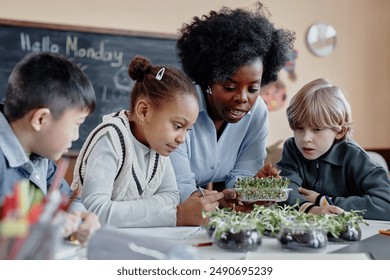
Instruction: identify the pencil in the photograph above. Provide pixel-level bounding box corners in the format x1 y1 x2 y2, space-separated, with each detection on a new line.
39 157 70 223
196 186 205 197
193 242 213 247
48 157 69 194
379 229 390 236
61 187 79 212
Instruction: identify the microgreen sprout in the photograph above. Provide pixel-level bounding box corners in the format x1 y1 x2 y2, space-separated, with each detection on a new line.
204 204 367 242
234 177 291 202
203 208 265 240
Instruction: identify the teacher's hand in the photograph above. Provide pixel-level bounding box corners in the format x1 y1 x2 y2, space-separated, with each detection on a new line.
219 189 274 212
217 188 239 209
255 162 281 179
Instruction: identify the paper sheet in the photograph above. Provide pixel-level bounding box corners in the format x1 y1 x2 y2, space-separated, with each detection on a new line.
110 226 201 240
87 228 202 260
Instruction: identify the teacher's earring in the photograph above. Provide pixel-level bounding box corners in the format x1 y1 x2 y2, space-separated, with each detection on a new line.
140 118 144 125
206 86 213 96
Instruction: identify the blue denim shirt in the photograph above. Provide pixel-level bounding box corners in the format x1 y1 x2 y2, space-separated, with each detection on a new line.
0 106 84 212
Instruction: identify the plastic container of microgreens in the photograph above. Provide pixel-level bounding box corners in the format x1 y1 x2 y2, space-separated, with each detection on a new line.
233 177 291 202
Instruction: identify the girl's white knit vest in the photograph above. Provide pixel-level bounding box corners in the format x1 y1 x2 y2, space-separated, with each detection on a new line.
71 110 166 201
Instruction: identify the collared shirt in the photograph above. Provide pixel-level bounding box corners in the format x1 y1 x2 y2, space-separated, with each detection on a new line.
0 105 84 211
170 85 269 201
278 137 390 221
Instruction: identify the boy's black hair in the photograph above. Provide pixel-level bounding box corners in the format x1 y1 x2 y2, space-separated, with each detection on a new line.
4 51 96 121
177 2 295 91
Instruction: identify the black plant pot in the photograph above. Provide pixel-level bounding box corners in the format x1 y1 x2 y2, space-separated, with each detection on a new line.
327 223 362 242
212 229 262 252
205 224 216 238
263 229 279 237
278 225 327 252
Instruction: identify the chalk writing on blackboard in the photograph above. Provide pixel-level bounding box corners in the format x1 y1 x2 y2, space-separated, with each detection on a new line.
20 33 124 67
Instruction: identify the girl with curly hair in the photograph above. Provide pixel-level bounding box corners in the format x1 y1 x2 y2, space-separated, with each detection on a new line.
170 2 295 216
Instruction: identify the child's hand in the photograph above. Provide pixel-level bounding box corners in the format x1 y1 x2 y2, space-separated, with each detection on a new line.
307 205 344 215
63 212 82 238
255 162 281 179
298 187 320 203
176 191 224 226
64 211 101 244
73 211 101 244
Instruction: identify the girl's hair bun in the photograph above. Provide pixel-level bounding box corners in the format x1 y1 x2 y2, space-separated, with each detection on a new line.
128 55 152 81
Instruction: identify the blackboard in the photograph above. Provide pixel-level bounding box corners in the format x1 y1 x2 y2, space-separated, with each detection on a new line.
0 19 180 151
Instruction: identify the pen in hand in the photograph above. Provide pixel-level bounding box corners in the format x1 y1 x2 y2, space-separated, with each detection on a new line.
197 185 221 210
196 186 205 197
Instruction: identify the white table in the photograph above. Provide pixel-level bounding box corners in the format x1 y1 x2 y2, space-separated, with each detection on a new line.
184 219 390 260
55 219 390 260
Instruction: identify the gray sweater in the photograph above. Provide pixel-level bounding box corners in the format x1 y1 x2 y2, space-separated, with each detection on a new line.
277 137 390 221
71 111 179 227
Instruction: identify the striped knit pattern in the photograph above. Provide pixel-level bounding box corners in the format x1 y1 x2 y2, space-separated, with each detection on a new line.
72 110 165 201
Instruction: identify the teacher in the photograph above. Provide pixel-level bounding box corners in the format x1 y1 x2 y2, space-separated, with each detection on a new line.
171 3 295 213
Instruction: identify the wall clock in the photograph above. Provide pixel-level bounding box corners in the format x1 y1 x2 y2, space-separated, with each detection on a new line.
306 23 337 57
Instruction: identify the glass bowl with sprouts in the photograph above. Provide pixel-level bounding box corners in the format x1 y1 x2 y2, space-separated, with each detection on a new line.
234 177 291 202
203 209 263 252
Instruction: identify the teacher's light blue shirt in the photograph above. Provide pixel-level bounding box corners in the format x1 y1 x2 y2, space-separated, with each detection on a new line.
170 86 269 202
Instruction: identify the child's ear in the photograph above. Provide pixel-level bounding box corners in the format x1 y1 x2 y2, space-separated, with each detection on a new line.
30 108 51 131
335 126 347 140
134 99 150 123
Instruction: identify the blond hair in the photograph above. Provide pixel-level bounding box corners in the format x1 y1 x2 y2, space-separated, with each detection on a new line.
287 78 352 140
